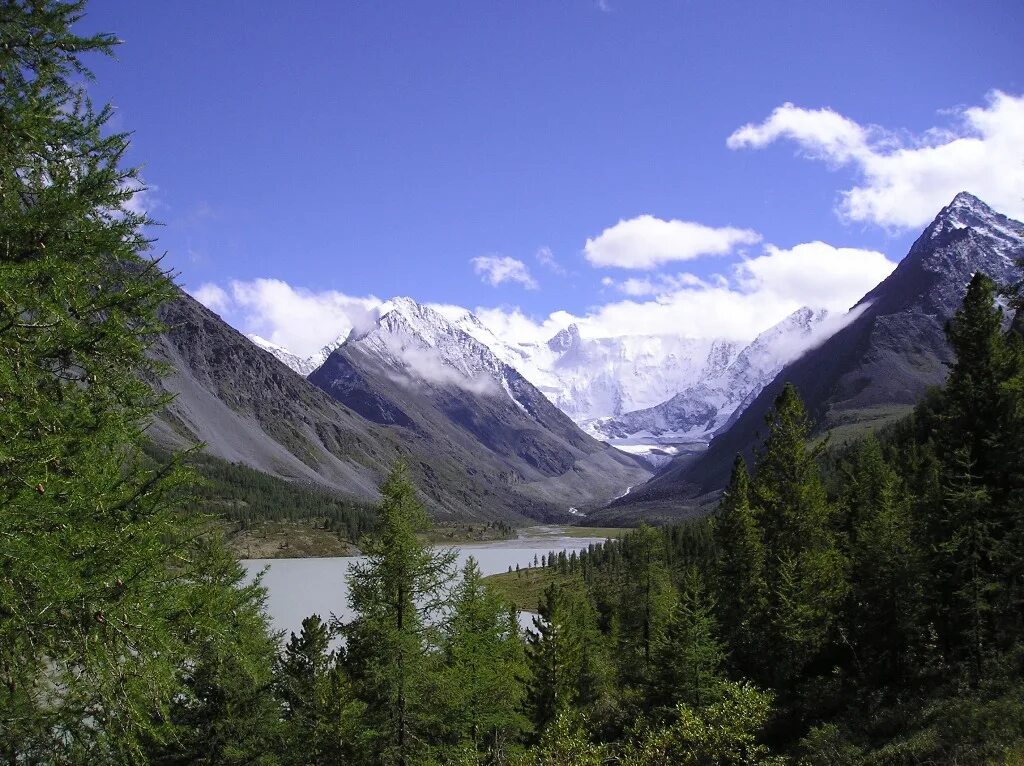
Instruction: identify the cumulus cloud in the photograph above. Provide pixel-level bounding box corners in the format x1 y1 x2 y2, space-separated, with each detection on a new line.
735 242 897 308
479 240 896 345
611 273 707 297
583 215 762 269
727 90 1024 228
190 282 231 313
471 255 539 289
189 278 381 357
191 238 895 367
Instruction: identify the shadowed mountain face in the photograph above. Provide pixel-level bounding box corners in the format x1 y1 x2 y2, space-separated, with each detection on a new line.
609 193 1024 520
308 298 651 519
149 290 648 524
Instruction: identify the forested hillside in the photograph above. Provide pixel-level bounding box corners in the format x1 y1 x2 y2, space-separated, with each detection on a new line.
140 269 1023 765
5 2 1023 764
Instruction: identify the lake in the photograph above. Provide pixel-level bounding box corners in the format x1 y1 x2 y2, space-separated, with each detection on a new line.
242 526 614 638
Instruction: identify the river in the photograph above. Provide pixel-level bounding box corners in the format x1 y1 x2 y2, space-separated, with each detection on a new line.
242 526 614 638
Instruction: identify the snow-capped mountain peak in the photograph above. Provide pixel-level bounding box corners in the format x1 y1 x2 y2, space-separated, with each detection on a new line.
338 297 526 400
583 306 834 462
929 191 1024 250
547 324 581 354
247 334 320 376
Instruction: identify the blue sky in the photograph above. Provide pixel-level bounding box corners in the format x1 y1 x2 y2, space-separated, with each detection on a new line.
86 0 1024 355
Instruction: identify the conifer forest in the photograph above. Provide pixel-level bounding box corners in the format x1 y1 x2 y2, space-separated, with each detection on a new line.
3 2 1024 764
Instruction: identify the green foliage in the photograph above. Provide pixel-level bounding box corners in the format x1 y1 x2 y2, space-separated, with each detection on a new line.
525 579 614 735
615 524 677 686
0 3 278 762
649 567 724 713
749 384 849 689
621 682 783 766
185 450 378 541
434 557 529 760
714 456 767 677
511 712 607 766
143 542 283 766
275 614 366 766
342 462 458 766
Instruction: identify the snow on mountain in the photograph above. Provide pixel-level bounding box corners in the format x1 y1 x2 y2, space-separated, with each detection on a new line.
442 308 745 425
247 334 320 376
582 307 834 464
308 297 651 514
248 297 844 466
344 296 516 398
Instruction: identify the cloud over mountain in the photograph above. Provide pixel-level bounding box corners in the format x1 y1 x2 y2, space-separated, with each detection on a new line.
583 215 761 269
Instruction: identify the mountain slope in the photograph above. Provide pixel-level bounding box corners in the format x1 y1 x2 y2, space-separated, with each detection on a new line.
248 334 320 376
612 192 1024 518
308 298 651 517
150 289 643 523
583 307 832 459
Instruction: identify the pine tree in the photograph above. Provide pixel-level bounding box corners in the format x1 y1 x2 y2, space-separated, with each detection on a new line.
749 384 848 689
143 542 283 766
713 455 767 677
0 3 276 761
929 274 1023 668
525 580 613 735
435 557 528 760
941 273 1012 494
844 436 924 690
649 567 724 713
341 462 457 766
275 614 363 766
616 524 676 686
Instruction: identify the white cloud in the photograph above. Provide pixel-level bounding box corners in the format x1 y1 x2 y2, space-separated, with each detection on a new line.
192 239 895 366
728 90 1024 228
535 246 566 275
477 240 896 345
471 255 539 289
190 282 231 313
191 278 381 357
583 215 762 269
735 242 897 309
612 272 707 297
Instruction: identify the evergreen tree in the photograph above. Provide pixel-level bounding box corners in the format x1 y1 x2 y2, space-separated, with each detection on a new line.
843 437 924 690
615 524 676 686
749 384 848 689
525 580 613 735
341 462 457 766
435 557 528 760
649 567 724 713
713 455 767 677
143 542 283 766
0 4 277 761
275 614 364 766
941 273 1014 495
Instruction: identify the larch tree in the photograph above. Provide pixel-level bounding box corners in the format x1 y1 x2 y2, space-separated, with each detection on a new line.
0 2 277 763
435 557 528 761
341 462 457 766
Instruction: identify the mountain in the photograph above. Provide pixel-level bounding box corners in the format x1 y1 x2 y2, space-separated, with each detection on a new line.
308 298 651 517
582 307 832 463
248 334 320 376
611 192 1024 519
440 309 747 426
149 289 646 523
